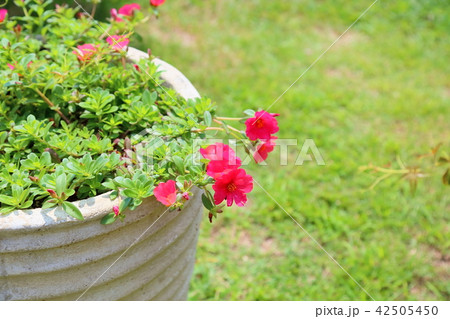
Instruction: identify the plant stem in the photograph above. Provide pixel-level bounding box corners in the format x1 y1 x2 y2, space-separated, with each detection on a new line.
371 167 410 174
99 25 112 40
213 119 241 133
91 4 97 18
120 128 132 139
192 127 226 133
229 130 247 142
227 125 242 133
215 116 244 121
22 6 29 17
34 88 71 124
368 173 393 190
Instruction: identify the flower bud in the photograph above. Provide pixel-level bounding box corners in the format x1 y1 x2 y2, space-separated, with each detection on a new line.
47 189 58 198
29 176 39 182
13 24 22 35
182 192 190 201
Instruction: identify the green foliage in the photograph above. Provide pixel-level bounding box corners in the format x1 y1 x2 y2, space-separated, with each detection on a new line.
0 0 217 219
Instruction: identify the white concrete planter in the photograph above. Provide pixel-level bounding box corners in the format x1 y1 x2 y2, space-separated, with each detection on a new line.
0 49 203 301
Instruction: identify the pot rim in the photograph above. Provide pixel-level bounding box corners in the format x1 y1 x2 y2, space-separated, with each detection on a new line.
0 48 201 232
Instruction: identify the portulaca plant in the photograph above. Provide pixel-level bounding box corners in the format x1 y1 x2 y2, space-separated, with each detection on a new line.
0 0 280 224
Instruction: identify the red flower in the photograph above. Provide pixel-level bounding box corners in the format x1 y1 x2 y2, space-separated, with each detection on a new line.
0 9 7 23
212 168 253 207
245 111 280 141
133 64 140 72
113 205 120 217
106 35 130 52
72 44 98 62
154 180 177 207
150 0 165 7
253 136 278 163
200 143 241 177
119 3 141 16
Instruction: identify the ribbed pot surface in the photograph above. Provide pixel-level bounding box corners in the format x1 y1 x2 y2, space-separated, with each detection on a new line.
0 190 203 301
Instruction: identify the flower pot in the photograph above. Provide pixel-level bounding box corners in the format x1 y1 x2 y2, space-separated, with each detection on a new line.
0 49 203 301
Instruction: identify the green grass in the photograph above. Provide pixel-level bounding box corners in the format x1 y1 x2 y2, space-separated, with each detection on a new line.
99 0 449 300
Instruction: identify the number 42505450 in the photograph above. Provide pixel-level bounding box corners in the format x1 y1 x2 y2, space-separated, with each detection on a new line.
376 306 438 316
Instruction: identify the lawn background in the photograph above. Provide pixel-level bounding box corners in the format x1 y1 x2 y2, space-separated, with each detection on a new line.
84 0 448 300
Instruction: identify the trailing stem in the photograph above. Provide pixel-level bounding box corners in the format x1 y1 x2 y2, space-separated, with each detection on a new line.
34 88 71 124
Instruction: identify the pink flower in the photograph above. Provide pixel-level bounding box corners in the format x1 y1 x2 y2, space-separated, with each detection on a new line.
7 63 15 70
245 111 280 141
200 143 238 161
118 3 141 16
0 9 7 23
110 8 122 22
113 205 120 217
200 143 241 177
212 168 253 207
150 0 165 7
106 35 130 52
154 180 177 207
72 44 98 62
253 136 278 163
